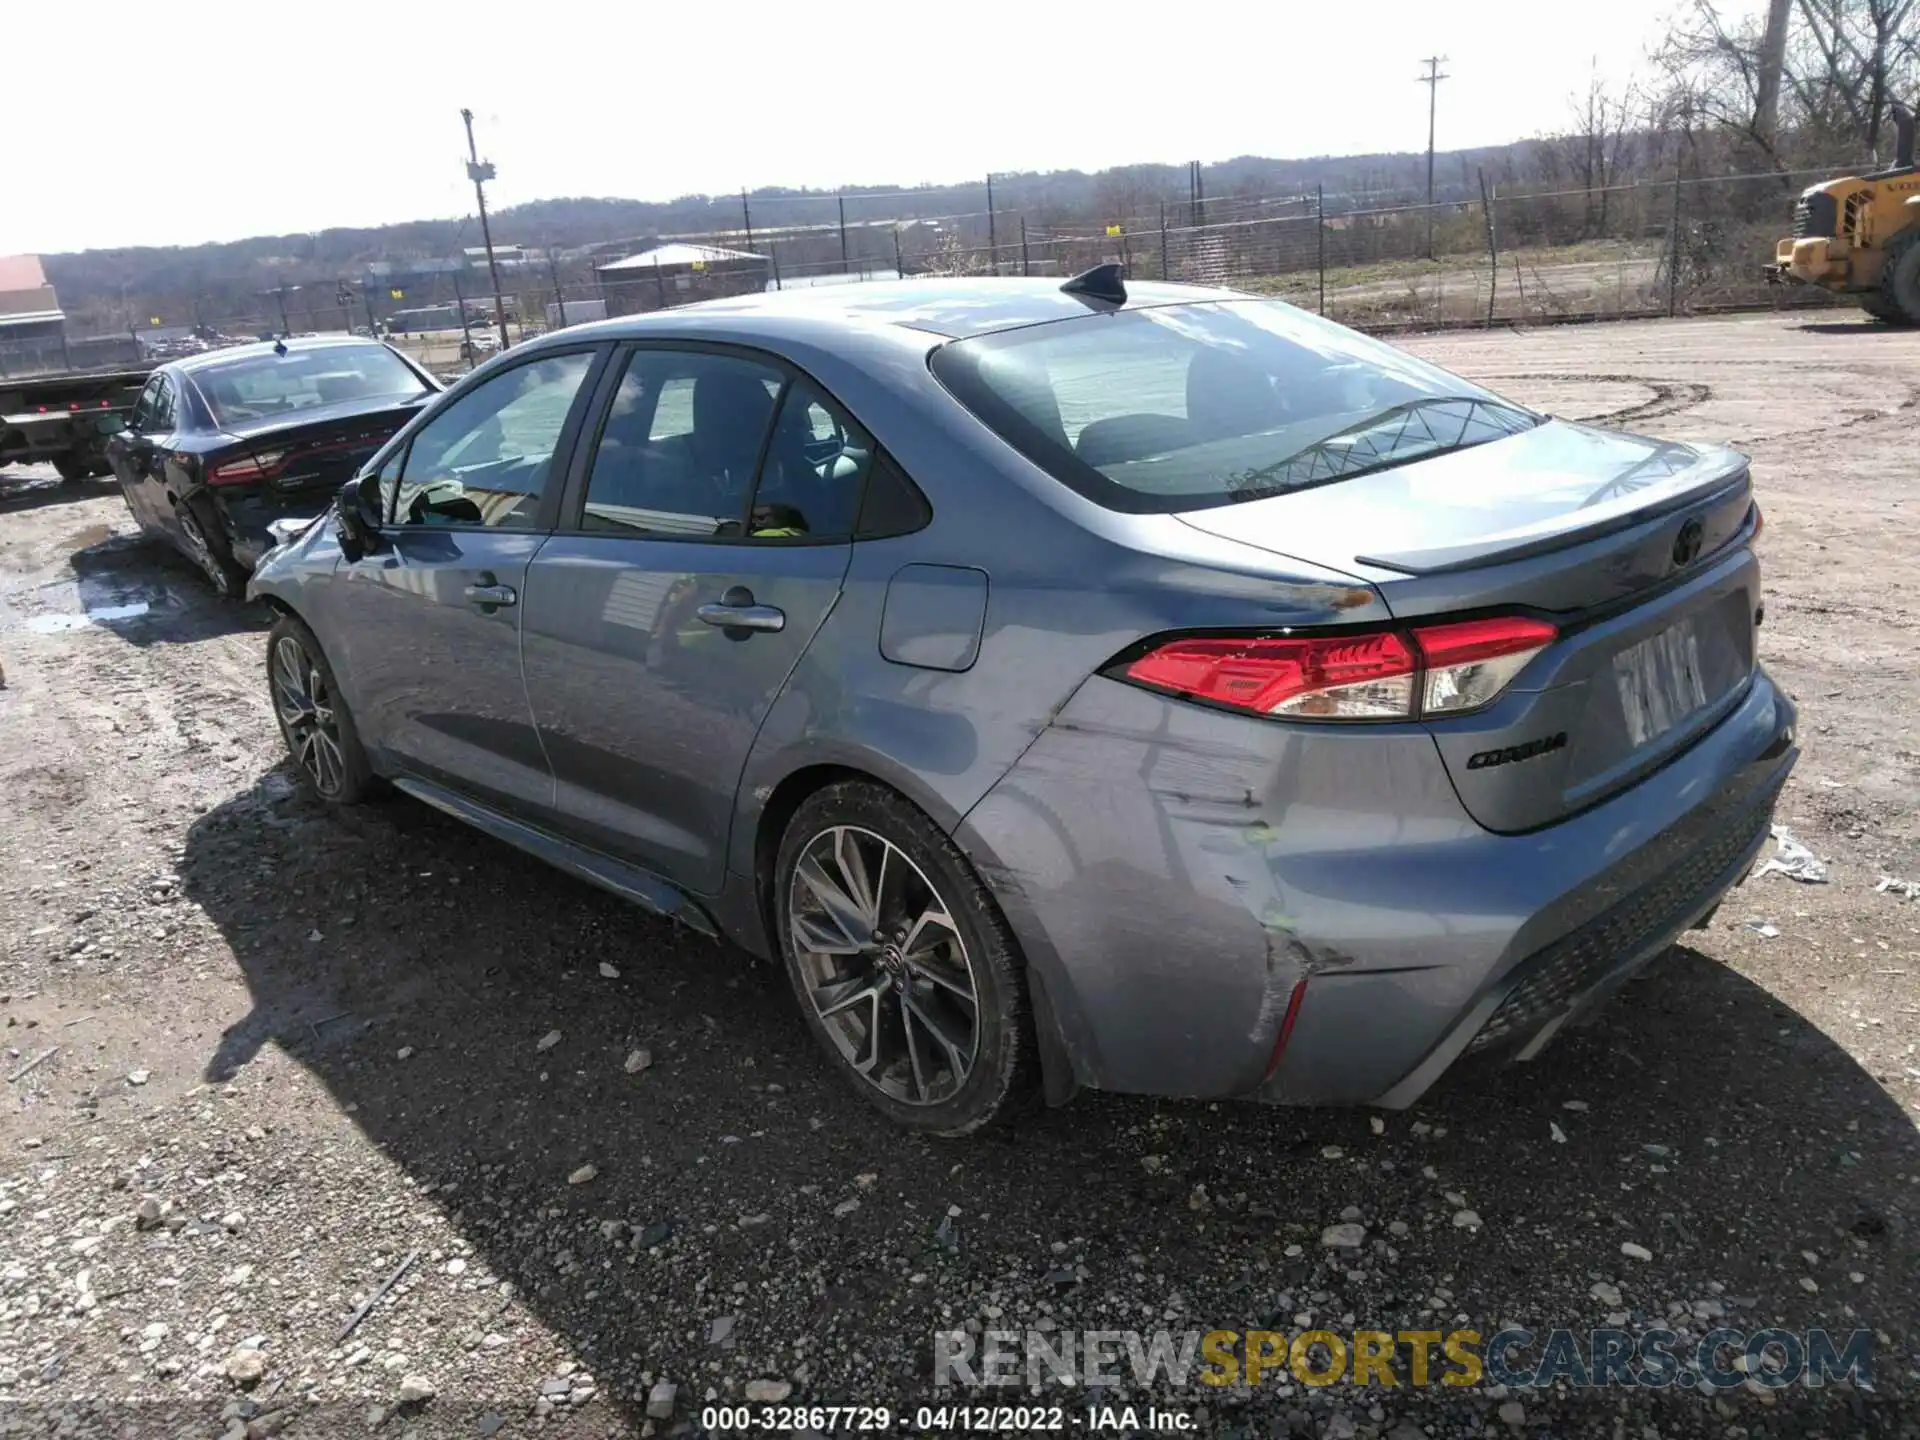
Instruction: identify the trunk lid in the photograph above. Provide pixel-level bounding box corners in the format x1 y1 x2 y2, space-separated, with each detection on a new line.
216 396 427 495
1176 420 1761 831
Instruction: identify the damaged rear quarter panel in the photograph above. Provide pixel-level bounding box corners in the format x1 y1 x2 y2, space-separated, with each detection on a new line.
957 675 1522 1101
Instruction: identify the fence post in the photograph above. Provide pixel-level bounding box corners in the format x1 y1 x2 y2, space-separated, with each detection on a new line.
1159 201 1170 282
1316 184 1326 316
452 269 476 369
548 249 568 329
1666 161 1683 318
986 174 998 276
1021 218 1031 277
1479 168 1497 327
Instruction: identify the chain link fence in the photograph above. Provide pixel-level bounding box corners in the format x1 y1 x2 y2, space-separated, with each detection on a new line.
4 163 1857 383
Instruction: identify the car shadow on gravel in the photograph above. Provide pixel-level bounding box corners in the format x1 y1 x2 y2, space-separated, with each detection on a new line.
56 534 268 647
178 768 1917 1428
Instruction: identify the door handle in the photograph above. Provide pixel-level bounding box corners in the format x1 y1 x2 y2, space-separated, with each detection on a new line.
463 581 518 611
696 585 785 633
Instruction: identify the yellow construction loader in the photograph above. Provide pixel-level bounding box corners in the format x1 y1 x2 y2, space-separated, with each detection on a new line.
1770 101 1920 323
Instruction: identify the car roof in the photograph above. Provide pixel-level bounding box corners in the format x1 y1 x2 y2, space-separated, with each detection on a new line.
560 276 1254 343
175 335 388 374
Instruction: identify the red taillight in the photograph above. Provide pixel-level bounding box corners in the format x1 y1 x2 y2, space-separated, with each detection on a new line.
1125 630 1416 719
1122 615 1556 722
1410 615 1558 715
207 450 286 486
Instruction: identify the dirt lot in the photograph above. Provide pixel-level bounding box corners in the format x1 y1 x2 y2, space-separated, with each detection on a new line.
2 310 1918 1439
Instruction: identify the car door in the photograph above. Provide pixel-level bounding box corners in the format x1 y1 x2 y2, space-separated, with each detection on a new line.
520 345 868 894
110 374 174 535
328 345 606 817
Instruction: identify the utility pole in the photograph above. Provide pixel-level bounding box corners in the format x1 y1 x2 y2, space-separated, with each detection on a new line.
741 189 754 254
1418 56 1450 259
837 196 850 272
460 108 511 350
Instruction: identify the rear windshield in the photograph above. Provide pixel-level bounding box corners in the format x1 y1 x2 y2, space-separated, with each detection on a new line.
193 345 428 425
930 300 1540 514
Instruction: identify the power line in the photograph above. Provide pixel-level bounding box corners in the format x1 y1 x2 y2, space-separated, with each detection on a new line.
1417 55 1450 259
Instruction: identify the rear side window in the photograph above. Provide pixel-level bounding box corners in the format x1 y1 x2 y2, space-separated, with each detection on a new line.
930 300 1538 514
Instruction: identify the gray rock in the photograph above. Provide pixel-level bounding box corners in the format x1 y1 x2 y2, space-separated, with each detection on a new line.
1497 1400 1526 1426
646 1380 677 1420
1591 1281 1623 1308
398 1375 435 1404
224 1349 267 1387
709 1315 736 1346
1319 1222 1366 1249
745 1379 793 1404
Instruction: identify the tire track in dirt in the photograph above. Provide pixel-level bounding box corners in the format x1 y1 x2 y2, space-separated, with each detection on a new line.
1475 372 1716 427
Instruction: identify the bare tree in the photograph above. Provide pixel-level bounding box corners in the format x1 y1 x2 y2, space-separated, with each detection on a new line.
1655 0 1918 169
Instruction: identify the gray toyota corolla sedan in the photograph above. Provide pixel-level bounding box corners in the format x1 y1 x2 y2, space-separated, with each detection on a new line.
248 271 1797 1134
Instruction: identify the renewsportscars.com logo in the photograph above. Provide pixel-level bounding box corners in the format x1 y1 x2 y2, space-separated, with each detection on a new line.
934 1327 1874 1392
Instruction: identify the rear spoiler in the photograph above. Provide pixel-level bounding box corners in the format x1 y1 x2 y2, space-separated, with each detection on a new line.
1355 448 1751 575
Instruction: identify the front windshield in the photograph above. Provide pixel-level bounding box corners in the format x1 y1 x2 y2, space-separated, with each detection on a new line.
930 299 1541 514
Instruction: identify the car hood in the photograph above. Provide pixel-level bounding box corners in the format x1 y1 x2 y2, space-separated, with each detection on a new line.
1176 419 1746 577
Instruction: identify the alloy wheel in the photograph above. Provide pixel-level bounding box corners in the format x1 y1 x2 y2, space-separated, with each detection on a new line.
788 825 980 1106
271 634 347 796
176 505 232 596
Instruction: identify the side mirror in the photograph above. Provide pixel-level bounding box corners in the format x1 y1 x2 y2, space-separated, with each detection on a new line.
335 475 385 562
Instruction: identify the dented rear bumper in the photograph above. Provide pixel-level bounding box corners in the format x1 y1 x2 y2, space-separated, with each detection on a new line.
955 668 1796 1107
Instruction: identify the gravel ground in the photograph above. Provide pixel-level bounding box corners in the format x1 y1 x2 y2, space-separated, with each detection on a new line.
2 310 1918 1439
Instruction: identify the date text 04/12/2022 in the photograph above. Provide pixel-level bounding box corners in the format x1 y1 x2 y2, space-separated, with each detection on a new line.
697 1405 1196 1432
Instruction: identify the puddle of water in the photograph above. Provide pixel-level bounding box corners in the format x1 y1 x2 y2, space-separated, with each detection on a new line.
20 601 151 634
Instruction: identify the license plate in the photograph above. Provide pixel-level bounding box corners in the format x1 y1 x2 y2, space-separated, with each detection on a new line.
1614 618 1710 747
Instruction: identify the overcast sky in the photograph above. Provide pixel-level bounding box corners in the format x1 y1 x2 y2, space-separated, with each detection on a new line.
8 0 1725 257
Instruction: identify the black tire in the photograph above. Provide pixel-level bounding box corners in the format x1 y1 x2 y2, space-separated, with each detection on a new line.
1879 240 1920 325
174 495 250 598
774 781 1037 1135
1859 292 1902 322
52 452 89 484
265 614 377 805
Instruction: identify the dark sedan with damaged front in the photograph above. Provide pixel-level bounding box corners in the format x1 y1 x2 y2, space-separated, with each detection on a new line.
107 337 439 595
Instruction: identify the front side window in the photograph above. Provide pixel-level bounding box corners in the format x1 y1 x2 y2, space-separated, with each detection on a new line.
930 300 1540 514
192 343 429 426
396 350 596 529
130 376 164 432
578 350 783 537
151 377 177 431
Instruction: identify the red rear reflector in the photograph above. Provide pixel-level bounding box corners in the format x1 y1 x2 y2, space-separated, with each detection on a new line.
1124 631 1416 719
1262 978 1310 1081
